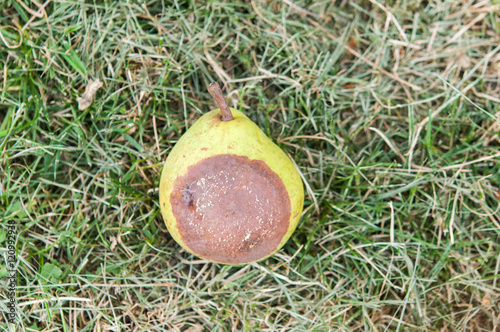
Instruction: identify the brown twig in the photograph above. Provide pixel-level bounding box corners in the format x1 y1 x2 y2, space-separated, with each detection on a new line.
208 82 234 121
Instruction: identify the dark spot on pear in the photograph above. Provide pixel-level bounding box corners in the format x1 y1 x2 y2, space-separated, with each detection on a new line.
170 154 291 264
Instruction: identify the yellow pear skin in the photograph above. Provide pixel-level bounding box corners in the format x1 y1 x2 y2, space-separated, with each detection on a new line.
159 85 304 265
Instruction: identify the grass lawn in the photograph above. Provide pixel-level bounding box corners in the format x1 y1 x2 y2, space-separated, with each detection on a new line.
1 0 500 331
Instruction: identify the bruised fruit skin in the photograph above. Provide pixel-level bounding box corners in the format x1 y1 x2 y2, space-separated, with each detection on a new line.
170 154 291 264
159 86 304 265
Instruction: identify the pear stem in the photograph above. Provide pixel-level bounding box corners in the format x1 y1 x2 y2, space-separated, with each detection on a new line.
208 82 234 121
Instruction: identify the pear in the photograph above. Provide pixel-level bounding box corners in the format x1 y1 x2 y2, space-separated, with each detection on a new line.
159 82 304 265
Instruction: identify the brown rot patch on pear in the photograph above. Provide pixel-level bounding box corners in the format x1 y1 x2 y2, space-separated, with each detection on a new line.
170 154 291 264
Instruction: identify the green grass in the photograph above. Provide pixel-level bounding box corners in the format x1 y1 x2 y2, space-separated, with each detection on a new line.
1 0 500 331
